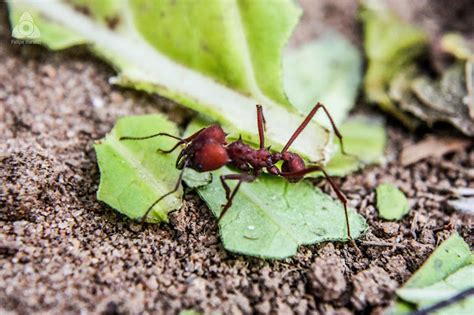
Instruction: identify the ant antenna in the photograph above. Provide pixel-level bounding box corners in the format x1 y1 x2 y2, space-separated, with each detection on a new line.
120 128 206 154
120 132 186 155
120 132 182 141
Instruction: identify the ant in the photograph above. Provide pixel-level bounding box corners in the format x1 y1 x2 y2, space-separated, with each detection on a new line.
121 103 356 244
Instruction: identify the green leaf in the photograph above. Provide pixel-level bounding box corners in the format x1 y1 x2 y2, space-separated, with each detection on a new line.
193 168 367 259
183 168 213 189
397 266 474 313
283 34 386 176
283 33 362 126
95 115 183 223
325 117 386 176
404 233 471 289
391 233 473 315
183 119 368 259
7 0 334 163
360 0 427 129
375 183 409 220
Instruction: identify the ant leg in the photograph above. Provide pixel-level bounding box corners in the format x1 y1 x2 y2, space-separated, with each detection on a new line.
280 165 360 254
218 173 256 222
220 175 233 200
140 161 188 223
281 102 348 156
256 104 266 149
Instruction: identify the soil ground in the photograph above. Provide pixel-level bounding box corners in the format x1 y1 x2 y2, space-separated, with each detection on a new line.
1 1 473 315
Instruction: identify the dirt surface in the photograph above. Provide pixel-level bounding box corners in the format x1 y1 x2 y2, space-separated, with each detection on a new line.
1 2 473 315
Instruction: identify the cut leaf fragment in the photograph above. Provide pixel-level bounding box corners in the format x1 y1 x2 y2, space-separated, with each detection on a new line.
404 233 471 289
391 233 474 315
397 266 474 309
376 183 409 220
7 0 334 162
95 115 183 223
190 168 368 259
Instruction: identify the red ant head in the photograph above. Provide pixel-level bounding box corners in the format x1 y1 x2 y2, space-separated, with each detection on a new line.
191 139 230 172
197 124 227 144
281 152 305 183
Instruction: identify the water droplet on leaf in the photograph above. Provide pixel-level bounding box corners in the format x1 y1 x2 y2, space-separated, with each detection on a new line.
244 225 259 240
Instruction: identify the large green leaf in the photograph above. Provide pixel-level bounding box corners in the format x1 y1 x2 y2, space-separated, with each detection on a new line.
390 233 473 314
8 0 333 162
283 34 362 126
95 115 183 223
283 35 386 176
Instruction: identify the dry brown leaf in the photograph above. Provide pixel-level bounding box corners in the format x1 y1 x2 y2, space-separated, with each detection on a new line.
466 61 474 119
400 64 474 136
400 136 472 166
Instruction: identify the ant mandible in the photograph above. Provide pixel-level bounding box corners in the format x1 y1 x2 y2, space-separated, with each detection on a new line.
121 103 354 241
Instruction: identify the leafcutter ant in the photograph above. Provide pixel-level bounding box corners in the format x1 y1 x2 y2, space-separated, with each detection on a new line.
121 103 356 243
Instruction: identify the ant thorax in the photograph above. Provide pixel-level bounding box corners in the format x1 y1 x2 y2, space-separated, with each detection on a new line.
226 140 273 172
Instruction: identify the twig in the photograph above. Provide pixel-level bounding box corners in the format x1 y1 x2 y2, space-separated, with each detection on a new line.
408 287 474 315
360 241 406 249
